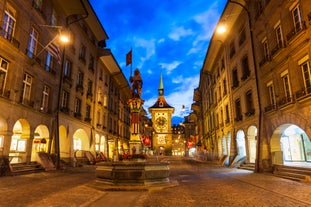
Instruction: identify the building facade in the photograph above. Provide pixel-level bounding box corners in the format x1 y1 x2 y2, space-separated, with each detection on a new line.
0 0 131 168
195 0 311 172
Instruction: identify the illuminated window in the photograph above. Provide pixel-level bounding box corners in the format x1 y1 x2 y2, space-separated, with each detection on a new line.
22 73 32 104
41 85 50 112
1 4 16 41
27 27 38 58
0 58 9 95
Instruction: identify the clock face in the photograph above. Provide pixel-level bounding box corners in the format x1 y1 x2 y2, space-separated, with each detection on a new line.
156 117 167 129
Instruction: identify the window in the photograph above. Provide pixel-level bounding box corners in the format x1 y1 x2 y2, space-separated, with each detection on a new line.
32 0 42 11
225 105 230 123
103 95 107 107
218 86 221 101
41 85 50 112
85 104 91 121
89 55 94 71
87 80 93 96
229 41 236 58
267 81 276 106
281 71 292 100
64 59 72 77
275 24 284 48
235 98 242 121
96 110 101 125
223 79 227 95
99 68 103 81
262 38 270 60
232 68 239 88
27 27 38 58
61 90 69 111
220 58 225 70
51 9 57 26
77 71 84 86
300 61 311 94
1 4 16 41
241 56 250 80
79 44 86 62
291 4 303 32
239 27 246 45
103 113 107 128
74 98 81 116
45 52 54 72
245 90 254 116
0 58 9 95
22 73 32 104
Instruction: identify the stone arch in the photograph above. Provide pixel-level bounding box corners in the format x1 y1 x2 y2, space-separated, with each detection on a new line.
31 125 50 161
236 129 246 157
73 129 89 151
0 116 8 153
247 125 257 163
10 119 31 163
59 125 70 160
270 123 311 166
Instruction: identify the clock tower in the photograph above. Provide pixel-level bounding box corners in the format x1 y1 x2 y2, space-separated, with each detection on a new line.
148 72 174 155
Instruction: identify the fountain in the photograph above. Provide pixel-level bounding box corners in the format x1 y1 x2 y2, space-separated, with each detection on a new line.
94 68 175 191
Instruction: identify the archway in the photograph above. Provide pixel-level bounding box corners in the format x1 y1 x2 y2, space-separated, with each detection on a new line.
247 126 257 163
271 124 311 166
59 125 70 160
217 136 222 159
10 119 30 163
0 116 8 153
31 125 50 162
236 130 246 157
73 129 89 151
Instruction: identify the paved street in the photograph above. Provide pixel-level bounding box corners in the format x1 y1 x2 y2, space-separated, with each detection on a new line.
1 158 311 207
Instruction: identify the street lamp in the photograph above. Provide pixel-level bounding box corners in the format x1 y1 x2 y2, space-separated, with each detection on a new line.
54 28 70 169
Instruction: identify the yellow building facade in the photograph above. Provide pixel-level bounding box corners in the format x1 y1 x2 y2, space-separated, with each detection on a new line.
0 0 130 170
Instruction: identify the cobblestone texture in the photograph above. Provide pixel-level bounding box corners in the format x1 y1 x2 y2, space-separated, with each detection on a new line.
0 159 311 207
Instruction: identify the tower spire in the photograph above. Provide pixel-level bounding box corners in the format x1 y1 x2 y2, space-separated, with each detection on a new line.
158 71 164 95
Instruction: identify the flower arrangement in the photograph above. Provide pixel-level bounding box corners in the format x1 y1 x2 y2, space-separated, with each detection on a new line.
120 152 147 160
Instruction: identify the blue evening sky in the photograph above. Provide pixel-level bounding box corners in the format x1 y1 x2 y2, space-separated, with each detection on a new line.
89 0 227 124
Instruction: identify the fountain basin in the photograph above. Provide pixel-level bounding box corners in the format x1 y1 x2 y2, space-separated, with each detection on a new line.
92 160 177 191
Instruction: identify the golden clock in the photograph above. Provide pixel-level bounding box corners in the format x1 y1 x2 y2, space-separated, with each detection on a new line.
156 117 167 129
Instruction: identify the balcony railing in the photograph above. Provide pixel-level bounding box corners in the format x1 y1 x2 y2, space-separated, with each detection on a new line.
234 115 243 122
244 109 255 117
271 41 286 57
0 27 20 48
276 96 293 108
295 87 311 100
286 21 306 42
259 55 271 67
241 71 250 81
264 104 276 113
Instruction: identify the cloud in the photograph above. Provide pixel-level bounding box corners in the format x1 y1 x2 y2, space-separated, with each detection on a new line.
172 75 184 84
168 26 194 41
160 61 182 74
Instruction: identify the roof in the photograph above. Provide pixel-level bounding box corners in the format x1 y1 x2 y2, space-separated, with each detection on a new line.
149 95 174 109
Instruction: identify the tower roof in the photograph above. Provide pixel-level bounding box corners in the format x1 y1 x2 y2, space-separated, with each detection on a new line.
149 72 174 109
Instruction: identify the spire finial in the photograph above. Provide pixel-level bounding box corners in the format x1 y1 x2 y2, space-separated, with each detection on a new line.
158 70 164 95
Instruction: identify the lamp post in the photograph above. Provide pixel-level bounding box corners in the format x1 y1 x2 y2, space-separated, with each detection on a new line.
54 28 70 169
227 0 262 172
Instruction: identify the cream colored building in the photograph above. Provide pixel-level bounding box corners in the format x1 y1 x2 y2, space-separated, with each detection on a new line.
0 0 130 168
196 0 311 172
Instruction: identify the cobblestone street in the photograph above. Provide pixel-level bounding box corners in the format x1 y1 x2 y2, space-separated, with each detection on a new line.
1 158 311 207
